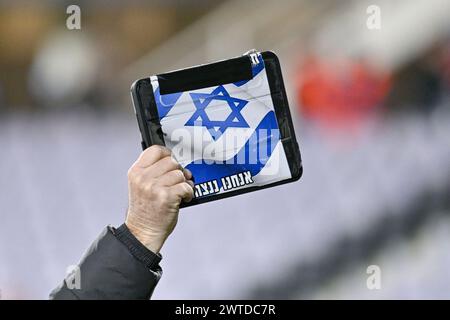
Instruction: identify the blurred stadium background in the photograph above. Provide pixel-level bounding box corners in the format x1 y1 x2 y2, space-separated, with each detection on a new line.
1 0 450 299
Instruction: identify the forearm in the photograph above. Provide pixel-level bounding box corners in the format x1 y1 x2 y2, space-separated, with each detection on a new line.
50 224 162 300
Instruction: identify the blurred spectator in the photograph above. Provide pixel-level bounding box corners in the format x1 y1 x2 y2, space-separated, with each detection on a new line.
438 41 450 93
28 30 100 109
296 56 391 133
384 47 445 113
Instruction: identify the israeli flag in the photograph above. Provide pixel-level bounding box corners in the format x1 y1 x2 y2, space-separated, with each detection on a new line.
150 54 291 198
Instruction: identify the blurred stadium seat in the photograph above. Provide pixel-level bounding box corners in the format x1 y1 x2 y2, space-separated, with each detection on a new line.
0 105 449 298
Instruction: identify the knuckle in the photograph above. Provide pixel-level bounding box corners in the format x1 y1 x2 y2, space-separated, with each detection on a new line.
157 188 170 202
148 144 162 152
129 170 149 189
134 172 145 186
183 182 193 194
167 156 179 168
149 145 163 158
143 181 154 193
159 156 179 172
127 166 138 181
150 145 170 158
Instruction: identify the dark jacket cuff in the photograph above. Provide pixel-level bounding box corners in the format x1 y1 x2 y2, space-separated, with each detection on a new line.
112 224 162 270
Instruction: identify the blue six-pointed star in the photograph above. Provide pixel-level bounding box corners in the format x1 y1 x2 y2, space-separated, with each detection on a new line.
185 85 249 140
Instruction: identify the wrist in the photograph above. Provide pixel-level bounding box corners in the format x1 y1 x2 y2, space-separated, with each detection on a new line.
113 224 163 270
125 221 166 253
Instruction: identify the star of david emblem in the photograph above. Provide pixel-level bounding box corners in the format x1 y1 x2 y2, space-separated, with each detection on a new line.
185 85 249 140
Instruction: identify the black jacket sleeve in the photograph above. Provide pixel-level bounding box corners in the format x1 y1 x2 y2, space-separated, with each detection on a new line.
49 224 162 300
